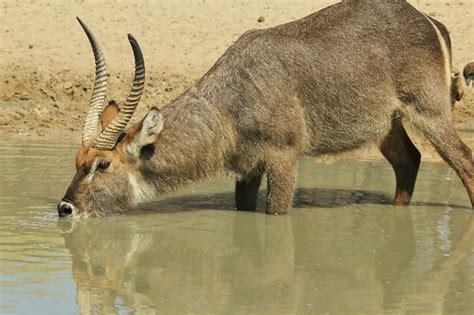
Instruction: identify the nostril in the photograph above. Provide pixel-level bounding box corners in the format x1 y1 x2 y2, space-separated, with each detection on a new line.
58 202 74 217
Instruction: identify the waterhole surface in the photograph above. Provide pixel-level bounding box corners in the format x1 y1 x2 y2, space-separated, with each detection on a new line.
0 141 473 314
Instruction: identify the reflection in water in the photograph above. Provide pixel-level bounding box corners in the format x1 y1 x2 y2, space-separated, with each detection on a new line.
1 142 473 314
59 206 474 314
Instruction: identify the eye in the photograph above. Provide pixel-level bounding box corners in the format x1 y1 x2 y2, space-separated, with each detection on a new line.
97 160 110 171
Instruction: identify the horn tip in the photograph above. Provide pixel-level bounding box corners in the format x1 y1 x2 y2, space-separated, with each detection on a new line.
127 33 136 42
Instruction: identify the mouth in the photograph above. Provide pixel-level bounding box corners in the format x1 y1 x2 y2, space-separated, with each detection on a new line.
57 199 125 218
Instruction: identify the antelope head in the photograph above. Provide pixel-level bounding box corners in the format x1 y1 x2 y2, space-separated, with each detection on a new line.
58 18 163 217
464 62 474 88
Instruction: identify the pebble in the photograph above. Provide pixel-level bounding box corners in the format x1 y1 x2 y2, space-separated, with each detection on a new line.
19 94 30 100
63 81 73 90
257 16 265 23
14 91 30 100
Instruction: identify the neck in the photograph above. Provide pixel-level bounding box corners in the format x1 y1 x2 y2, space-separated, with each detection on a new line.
140 88 233 194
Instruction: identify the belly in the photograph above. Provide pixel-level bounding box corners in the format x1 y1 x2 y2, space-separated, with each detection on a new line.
303 99 397 155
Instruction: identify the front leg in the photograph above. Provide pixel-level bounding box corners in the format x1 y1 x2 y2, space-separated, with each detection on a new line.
265 153 297 215
235 172 263 211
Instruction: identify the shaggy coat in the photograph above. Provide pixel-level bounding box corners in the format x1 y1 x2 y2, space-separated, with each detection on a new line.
60 0 473 217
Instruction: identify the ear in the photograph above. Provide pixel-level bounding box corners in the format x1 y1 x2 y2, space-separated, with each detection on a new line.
101 100 120 130
127 108 164 156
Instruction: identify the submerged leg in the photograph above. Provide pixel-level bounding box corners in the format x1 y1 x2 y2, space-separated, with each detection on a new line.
414 116 473 208
380 119 421 205
235 172 263 211
404 87 474 207
265 152 298 215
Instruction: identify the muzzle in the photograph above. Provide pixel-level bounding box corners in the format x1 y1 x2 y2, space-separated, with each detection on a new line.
58 200 75 217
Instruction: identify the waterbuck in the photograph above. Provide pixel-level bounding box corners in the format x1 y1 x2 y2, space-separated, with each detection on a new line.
464 62 474 87
58 1 473 217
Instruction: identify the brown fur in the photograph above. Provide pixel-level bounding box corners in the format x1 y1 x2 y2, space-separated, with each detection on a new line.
101 101 120 130
60 0 473 217
380 119 421 206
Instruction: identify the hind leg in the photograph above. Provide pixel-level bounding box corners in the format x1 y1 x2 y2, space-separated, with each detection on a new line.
412 112 473 208
380 119 421 206
235 171 263 211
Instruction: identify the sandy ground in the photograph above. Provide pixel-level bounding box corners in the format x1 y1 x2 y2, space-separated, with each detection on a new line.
0 0 473 159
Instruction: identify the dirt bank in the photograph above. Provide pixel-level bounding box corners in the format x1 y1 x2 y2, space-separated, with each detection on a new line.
0 0 472 157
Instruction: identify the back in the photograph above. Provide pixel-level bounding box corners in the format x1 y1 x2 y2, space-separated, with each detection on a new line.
189 0 451 155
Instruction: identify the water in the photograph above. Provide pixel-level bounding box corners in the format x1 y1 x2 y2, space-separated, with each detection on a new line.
0 141 473 315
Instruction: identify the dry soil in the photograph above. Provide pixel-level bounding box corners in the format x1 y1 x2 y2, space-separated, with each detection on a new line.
0 0 472 159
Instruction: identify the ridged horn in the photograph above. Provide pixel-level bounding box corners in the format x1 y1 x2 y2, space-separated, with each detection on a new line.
77 17 108 147
93 34 145 150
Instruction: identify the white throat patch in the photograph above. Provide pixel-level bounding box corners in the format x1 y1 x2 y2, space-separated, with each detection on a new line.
127 173 156 205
